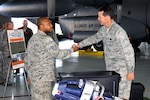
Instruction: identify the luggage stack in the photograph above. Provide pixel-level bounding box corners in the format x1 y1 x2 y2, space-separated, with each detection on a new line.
56 71 145 100
57 71 121 97
52 79 106 100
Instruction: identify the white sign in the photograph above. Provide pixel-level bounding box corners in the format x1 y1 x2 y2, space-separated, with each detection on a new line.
7 29 26 69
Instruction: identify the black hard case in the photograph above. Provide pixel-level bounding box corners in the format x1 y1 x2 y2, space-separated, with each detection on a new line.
129 82 145 100
57 71 120 96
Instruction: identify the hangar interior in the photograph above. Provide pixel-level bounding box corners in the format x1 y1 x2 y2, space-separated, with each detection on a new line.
1 0 150 99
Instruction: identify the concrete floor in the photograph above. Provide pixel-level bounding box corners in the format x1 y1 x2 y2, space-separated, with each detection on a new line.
0 40 150 100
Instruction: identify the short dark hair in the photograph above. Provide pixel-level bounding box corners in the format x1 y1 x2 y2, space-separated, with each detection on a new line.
98 6 114 19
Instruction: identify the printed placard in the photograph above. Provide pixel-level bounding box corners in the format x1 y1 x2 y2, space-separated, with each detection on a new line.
7 29 26 69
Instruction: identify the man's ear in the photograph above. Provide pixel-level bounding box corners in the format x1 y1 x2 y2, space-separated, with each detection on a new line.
106 15 111 20
105 15 108 19
39 24 44 30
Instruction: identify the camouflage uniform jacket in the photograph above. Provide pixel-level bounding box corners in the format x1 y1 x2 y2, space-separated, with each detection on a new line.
0 30 10 57
24 30 73 82
79 20 135 73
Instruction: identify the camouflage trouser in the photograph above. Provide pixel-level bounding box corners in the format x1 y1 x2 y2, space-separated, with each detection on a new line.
106 59 132 99
3 57 11 80
0 52 3 80
0 54 11 83
117 69 132 100
31 80 55 100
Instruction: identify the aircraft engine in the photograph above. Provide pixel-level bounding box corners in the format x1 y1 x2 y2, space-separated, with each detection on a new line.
0 0 76 17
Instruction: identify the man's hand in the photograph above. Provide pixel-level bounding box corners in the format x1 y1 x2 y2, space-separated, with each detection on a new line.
127 72 134 81
72 44 80 52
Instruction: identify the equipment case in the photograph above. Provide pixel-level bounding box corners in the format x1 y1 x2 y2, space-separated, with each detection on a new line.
129 82 145 100
57 71 120 97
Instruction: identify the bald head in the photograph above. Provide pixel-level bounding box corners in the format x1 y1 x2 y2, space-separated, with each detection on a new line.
37 17 53 34
37 17 49 28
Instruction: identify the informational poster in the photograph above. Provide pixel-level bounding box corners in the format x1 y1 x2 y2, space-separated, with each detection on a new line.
7 29 26 69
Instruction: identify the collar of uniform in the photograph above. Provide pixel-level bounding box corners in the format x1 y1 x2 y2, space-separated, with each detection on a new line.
37 30 47 36
105 20 115 31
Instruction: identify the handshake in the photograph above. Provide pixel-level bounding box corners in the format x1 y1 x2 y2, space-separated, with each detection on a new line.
72 43 80 52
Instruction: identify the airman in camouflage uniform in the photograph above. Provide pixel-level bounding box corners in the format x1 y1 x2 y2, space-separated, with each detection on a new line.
73 6 135 100
24 17 74 100
0 26 5 83
0 22 13 84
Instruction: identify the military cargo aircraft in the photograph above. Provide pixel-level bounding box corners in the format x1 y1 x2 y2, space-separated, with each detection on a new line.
0 0 150 51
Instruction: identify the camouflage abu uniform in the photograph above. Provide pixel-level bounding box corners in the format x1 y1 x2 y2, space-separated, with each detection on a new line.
79 20 135 99
24 30 73 100
0 29 4 82
0 30 11 82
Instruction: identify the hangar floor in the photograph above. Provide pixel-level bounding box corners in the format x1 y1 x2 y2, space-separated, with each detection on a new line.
0 40 150 100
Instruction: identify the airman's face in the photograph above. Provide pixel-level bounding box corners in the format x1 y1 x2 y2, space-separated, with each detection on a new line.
23 20 28 27
42 19 53 33
97 11 107 26
7 23 14 30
